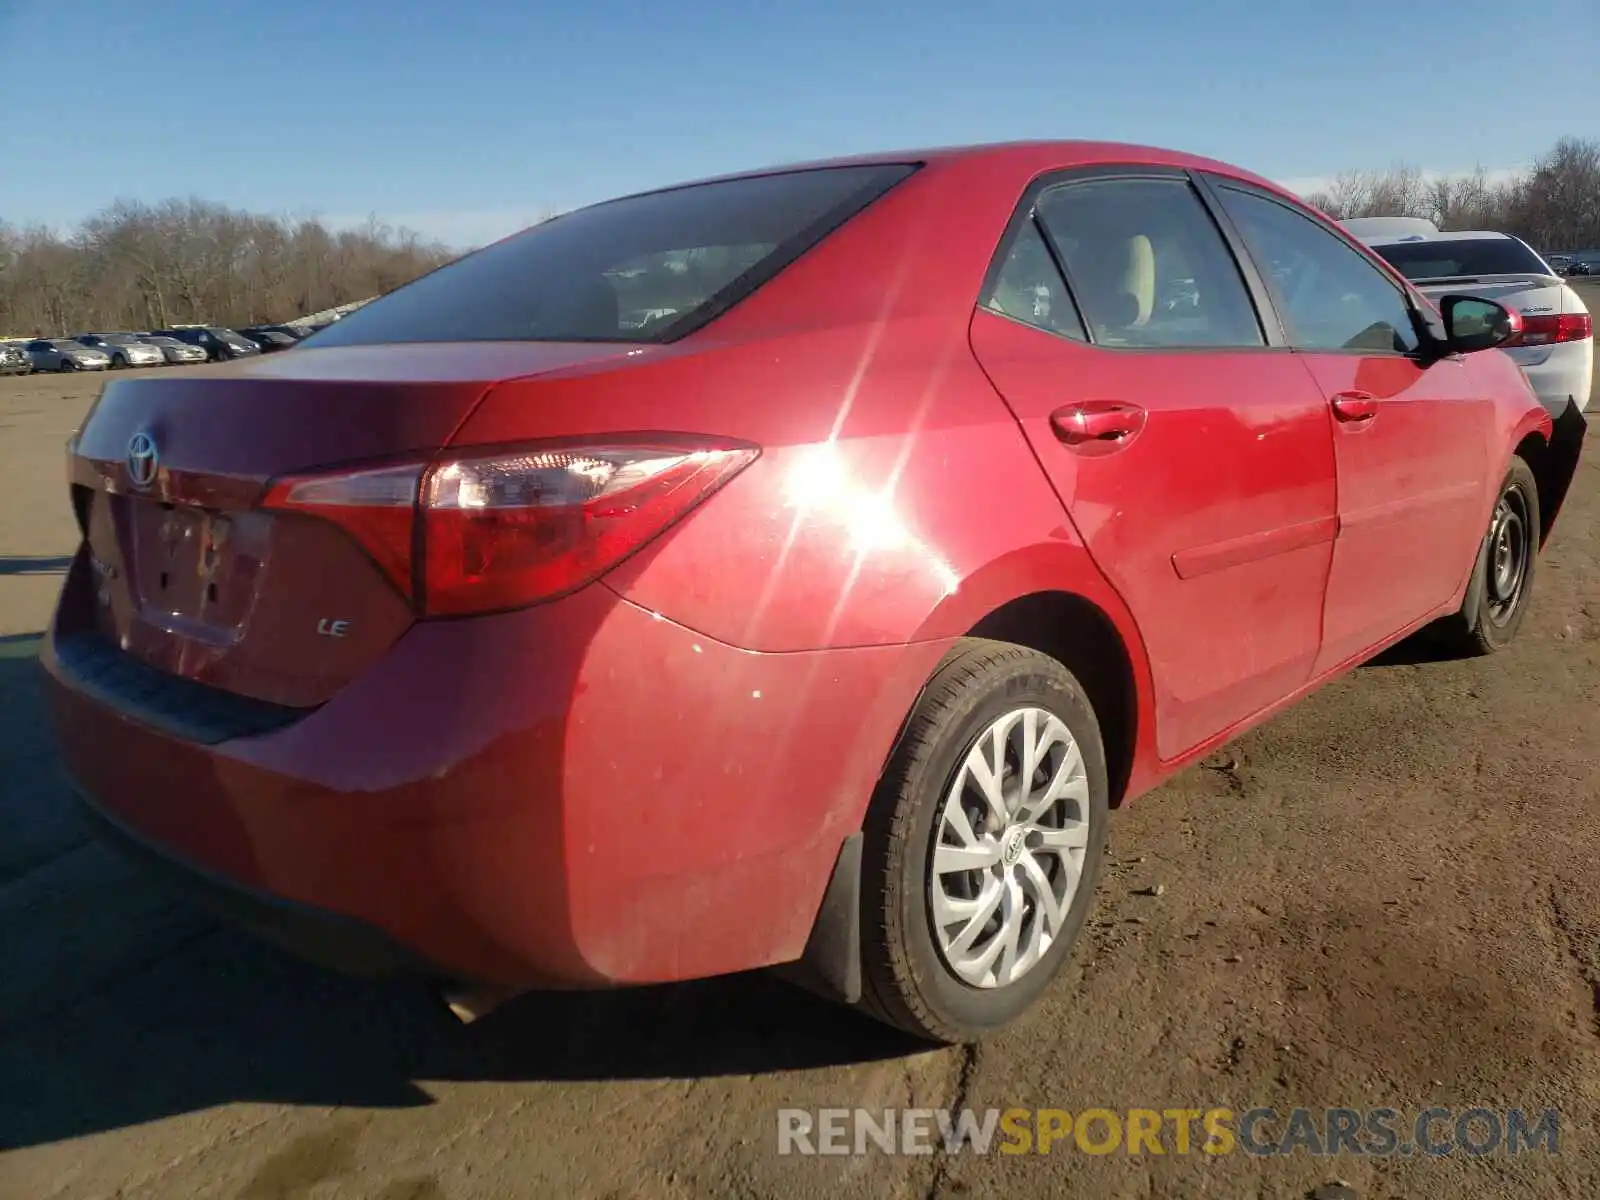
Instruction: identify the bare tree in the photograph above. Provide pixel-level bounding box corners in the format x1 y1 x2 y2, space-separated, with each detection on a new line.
0 201 456 336
1293 136 1600 254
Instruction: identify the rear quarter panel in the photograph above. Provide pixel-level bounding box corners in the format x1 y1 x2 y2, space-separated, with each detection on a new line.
1472 347 1556 567
453 155 1143 657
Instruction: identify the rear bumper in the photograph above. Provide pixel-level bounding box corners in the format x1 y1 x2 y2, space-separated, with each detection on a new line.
1536 398 1588 545
1517 339 1592 415
41 569 945 989
71 782 443 979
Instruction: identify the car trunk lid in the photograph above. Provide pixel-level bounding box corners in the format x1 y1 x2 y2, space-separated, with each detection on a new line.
1410 274 1572 365
66 342 648 708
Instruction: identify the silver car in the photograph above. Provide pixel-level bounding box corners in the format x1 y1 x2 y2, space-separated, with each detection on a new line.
74 333 167 369
24 339 112 372
0 343 31 375
137 335 209 365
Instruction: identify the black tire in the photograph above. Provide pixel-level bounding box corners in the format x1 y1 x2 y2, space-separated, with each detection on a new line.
57 357 76 372
111 354 126 370
858 638 1109 1044
1437 456 1540 656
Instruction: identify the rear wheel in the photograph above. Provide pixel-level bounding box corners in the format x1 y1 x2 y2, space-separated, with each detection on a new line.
859 639 1108 1043
1437 456 1540 656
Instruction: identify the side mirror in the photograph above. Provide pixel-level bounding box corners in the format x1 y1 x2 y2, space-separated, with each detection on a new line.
1438 294 1521 354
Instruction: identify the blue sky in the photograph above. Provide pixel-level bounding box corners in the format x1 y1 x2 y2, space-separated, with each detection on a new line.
1 0 1595 248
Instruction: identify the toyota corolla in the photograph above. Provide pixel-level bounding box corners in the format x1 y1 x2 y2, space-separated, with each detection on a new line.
42 141 1586 1043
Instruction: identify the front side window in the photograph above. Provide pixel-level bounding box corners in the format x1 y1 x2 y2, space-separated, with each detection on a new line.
303 164 916 347
1033 177 1265 349
1215 186 1421 355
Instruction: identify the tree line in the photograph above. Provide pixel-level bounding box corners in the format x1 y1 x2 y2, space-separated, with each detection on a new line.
0 200 458 337
1302 136 1600 254
4 136 1596 337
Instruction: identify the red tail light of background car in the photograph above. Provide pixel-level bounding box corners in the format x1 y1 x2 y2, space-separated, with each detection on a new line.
1515 312 1592 346
263 438 759 616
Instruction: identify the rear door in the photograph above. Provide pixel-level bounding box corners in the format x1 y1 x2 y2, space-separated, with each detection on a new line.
1203 179 1493 673
969 167 1338 762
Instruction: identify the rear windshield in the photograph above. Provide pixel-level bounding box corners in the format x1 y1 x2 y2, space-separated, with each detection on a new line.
303 164 916 347
1372 237 1552 281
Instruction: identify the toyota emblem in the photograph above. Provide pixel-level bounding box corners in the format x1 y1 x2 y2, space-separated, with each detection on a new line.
126 432 159 488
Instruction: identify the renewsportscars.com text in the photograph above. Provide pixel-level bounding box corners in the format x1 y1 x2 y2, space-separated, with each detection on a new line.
776 1106 1560 1158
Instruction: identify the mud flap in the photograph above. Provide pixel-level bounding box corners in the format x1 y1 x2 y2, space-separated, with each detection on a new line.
770 832 863 1005
1535 399 1588 546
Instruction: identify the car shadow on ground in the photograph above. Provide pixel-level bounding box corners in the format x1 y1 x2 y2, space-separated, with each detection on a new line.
0 555 73 576
1360 631 1467 668
0 634 919 1152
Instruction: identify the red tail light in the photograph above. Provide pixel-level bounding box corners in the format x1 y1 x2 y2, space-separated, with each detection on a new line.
263 437 759 616
1515 312 1592 346
263 462 423 600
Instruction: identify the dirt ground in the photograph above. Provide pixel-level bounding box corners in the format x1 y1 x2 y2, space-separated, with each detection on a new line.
0 344 1597 1200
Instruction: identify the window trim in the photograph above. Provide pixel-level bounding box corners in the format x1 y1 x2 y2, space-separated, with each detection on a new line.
1195 174 1432 360
976 163 1288 354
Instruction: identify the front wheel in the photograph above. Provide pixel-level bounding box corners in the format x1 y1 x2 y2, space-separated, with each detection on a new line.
859 639 1109 1044
1437 456 1541 656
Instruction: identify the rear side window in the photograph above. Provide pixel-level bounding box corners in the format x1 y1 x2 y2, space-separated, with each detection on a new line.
981 220 1088 341
1370 237 1552 282
1033 177 1266 349
305 164 916 347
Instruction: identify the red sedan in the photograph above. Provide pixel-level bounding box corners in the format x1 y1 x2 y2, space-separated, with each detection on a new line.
42 141 1587 1044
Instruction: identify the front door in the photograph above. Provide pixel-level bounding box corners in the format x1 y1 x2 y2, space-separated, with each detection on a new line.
969 170 1338 761
1206 180 1493 672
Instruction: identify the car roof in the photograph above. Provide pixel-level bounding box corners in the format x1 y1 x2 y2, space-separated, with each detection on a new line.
593 139 1292 207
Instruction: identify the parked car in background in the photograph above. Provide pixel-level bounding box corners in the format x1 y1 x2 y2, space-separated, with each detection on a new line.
1339 215 1440 240
1359 230 1592 415
1564 261 1593 277
74 334 167 370
244 324 311 342
25 339 111 372
0 343 31 375
147 327 262 362
138 335 209 366
237 327 300 353
47 143 1591 1044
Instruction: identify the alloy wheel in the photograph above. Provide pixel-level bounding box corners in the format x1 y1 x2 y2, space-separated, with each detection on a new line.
929 706 1092 989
